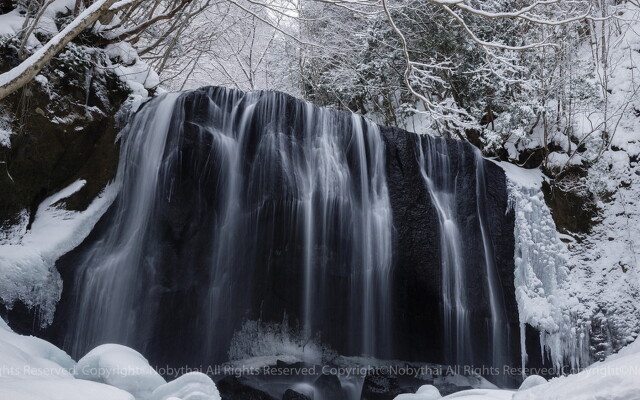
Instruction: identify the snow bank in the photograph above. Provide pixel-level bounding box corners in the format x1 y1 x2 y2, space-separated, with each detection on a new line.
1 317 222 400
75 344 166 399
394 387 513 400
517 375 546 391
397 338 640 400
0 318 135 400
394 385 442 400
0 180 118 325
149 372 220 400
514 338 640 400
0 317 75 373
442 390 514 400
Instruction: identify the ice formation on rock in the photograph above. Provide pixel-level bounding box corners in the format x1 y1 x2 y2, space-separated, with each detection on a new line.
501 162 590 372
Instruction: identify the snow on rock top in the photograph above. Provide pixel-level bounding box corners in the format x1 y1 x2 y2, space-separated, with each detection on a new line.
104 42 159 97
492 160 544 190
0 11 36 47
75 344 166 399
0 317 76 376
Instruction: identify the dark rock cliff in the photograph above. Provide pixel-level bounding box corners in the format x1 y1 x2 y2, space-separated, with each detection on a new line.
5 87 518 382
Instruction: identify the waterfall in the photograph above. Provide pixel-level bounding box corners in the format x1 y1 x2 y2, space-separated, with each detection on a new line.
475 153 509 373
50 87 519 380
65 92 181 356
64 88 393 363
415 135 511 376
417 136 472 367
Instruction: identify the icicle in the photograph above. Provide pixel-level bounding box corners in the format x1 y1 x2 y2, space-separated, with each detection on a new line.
505 168 591 375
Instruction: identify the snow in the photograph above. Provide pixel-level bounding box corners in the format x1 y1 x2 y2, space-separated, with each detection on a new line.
0 110 12 148
442 390 514 400
546 152 583 171
538 3 640 362
34 75 49 86
36 0 77 38
0 11 28 39
1 317 221 400
394 385 442 400
497 120 640 374
106 42 140 65
492 161 543 189
514 338 640 400
105 42 159 96
0 0 115 88
517 375 546 391
0 1 75 53
395 338 640 399
148 372 220 400
75 344 166 399
0 180 118 325
0 318 135 400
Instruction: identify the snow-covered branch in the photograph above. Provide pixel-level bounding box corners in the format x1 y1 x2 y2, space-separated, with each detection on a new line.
0 0 119 101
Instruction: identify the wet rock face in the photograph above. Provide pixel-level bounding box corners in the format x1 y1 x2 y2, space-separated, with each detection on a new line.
381 127 519 366
314 374 347 400
0 42 130 229
542 178 597 237
360 371 404 400
217 376 277 400
282 389 311 400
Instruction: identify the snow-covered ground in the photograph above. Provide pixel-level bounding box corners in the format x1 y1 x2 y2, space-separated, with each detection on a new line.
395 337 640 400
0 317 221 400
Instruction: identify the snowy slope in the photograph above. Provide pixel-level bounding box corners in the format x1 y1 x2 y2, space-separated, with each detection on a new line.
564 5 640 357
395 337 640 400
513 338 640 400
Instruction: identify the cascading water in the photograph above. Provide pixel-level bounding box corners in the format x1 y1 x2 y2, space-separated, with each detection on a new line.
417 137 471 367
475 153 509 372
415 135 511 378
65 92 181 355
63 87 393 363
45 87 521 388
